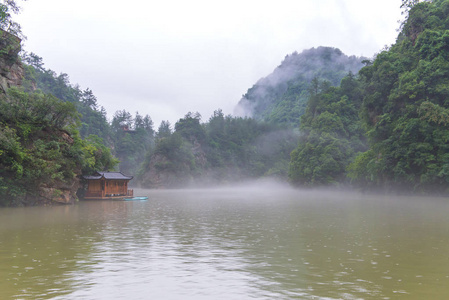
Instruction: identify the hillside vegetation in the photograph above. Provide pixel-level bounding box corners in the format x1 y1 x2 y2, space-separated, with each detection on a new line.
138 111 297 188
22 53 155 177
289 0 449 194
0 85 118 205
0 2 114 205
3 0 449 204
235 47 365 127
138 47 367 188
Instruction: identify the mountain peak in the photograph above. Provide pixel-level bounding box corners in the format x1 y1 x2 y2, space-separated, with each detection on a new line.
235 47 365 127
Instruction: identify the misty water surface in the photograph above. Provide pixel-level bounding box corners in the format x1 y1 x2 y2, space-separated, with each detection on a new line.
1 185 449 299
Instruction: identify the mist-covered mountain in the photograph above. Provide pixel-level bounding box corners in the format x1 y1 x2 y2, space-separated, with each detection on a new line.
138 48 367 188
235 47 366 127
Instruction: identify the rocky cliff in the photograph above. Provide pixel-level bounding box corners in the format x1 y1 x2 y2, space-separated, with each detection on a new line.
0 31 80 206
0 29 23 93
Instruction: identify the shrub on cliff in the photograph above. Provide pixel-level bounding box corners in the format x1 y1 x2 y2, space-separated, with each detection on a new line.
0 88 118 206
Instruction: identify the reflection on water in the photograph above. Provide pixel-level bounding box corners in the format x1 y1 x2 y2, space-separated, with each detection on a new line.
1 186 449 299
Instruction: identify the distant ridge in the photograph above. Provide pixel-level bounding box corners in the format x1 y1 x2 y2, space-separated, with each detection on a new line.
235 46 365 127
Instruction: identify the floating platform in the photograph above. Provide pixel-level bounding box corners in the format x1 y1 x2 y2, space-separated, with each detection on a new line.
83 195 128 200
123 196 148 201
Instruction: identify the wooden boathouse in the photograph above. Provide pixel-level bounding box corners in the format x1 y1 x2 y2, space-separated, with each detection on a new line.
82 171 134 200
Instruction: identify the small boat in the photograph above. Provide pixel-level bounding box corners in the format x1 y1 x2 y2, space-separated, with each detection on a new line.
123 196 149 201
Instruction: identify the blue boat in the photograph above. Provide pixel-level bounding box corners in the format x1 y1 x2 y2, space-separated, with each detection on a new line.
123 196 148 201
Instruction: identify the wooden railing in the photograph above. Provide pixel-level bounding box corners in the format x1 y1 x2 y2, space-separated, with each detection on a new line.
85 191 102 198
84 189 133 198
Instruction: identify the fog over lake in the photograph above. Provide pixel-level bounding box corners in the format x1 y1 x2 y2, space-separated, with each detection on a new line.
1 186 449 299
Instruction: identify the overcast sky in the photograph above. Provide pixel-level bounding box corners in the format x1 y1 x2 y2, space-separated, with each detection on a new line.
16 0 403 127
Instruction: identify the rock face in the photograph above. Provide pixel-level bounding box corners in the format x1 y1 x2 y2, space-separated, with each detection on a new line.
140 153 184 189
39 184 79 205
0 30 23 93
0 61 23 92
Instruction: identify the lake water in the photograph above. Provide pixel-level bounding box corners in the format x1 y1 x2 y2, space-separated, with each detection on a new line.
1 185 449 299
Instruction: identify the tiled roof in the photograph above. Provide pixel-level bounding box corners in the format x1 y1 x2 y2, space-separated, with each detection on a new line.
98 172 133 180
82 175 102 180
82 172 133 180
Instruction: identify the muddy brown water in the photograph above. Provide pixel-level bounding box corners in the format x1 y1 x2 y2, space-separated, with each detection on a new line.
1 186 449 299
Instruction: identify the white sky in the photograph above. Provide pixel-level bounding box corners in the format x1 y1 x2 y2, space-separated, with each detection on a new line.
16 0 403 127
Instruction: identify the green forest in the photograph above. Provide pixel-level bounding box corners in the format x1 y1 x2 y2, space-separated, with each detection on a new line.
2 0 449 206
290 0 449 194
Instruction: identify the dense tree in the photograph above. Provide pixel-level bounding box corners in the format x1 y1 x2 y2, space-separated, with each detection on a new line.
348 0 449 193
138 110 299 187
156 120 172 139
175 112 206 143
0 88 117 206
236 47 365 128
81 88 98 110
110 110 154 176
287 0 449 194
0 0 24 38
288 75 366 186
0 0 23 66
20 53 157 179
111 110 133 131
21 53 113 142
21 51 44 70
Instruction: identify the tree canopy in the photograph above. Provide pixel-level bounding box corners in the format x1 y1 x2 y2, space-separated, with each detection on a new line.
288 0 449 194
236 47 365 128
0 0 25 38
0 88 118 205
